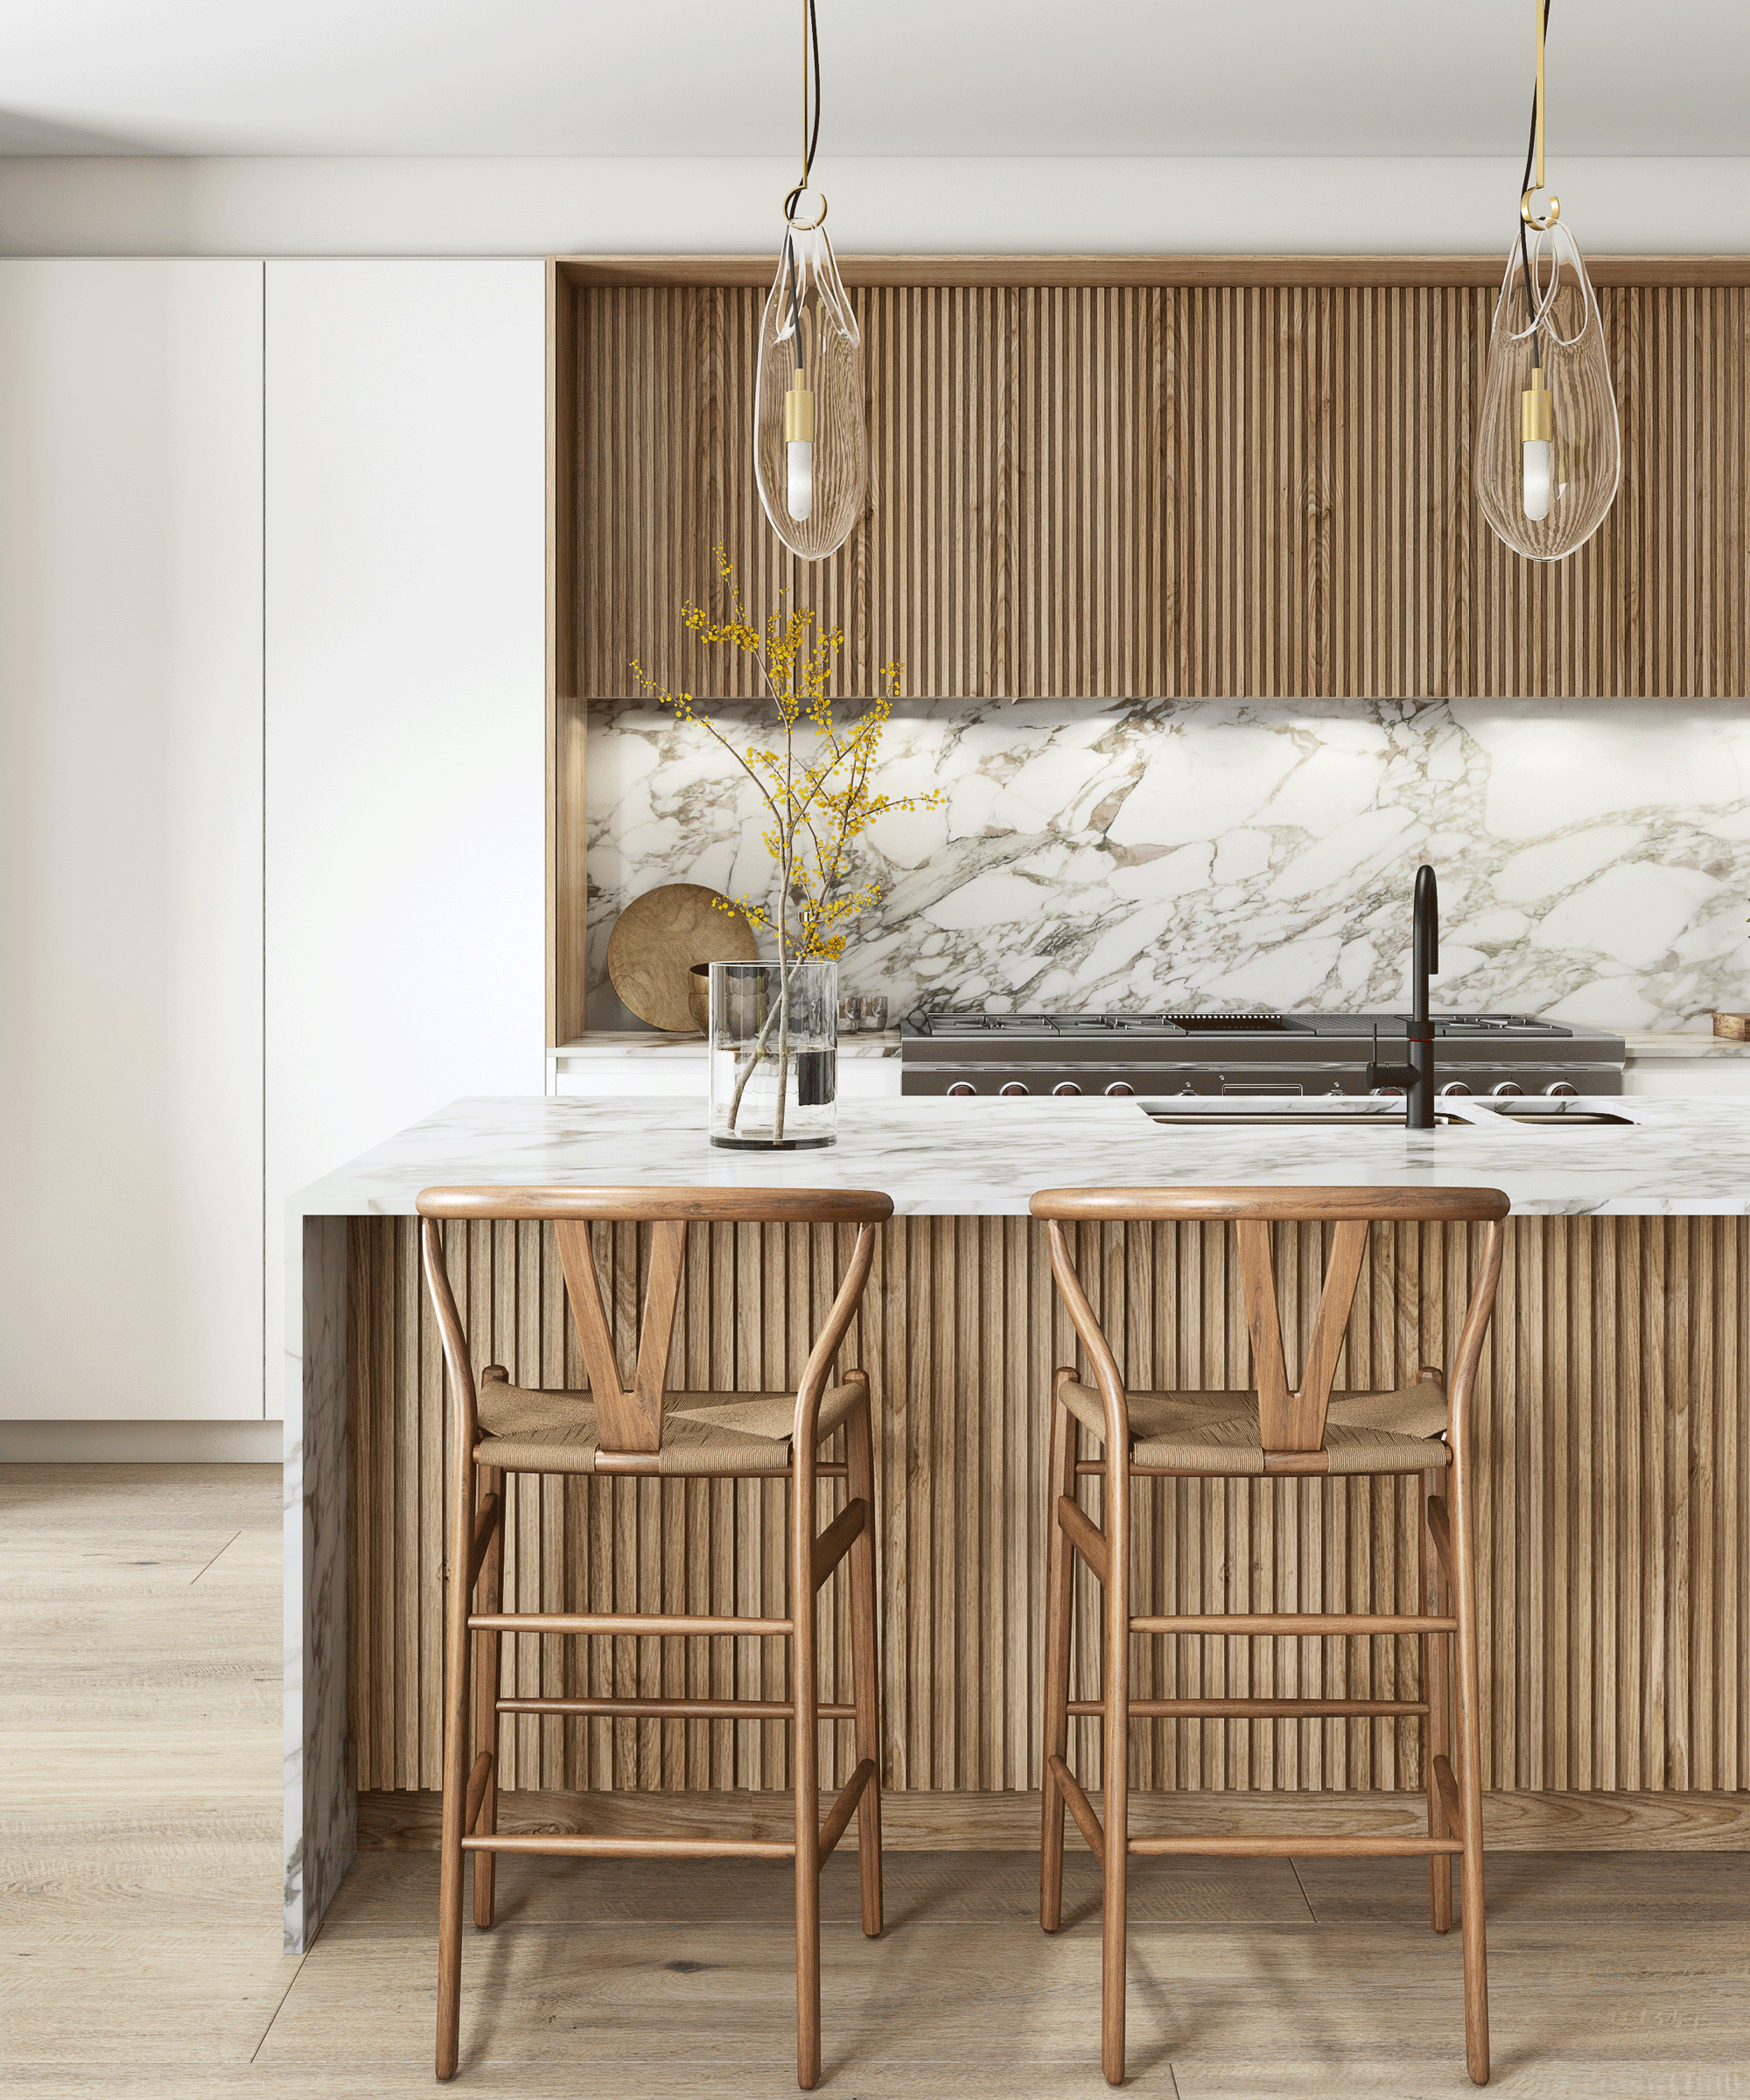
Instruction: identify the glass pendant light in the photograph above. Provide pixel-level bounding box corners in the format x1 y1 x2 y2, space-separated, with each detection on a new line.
753 0 866 561
1477 0 1620 562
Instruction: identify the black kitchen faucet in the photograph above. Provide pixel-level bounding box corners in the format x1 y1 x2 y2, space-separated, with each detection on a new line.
1366 864 1438 1127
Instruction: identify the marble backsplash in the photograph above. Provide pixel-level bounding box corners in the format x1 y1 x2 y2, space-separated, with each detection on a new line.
584 696 1750 1033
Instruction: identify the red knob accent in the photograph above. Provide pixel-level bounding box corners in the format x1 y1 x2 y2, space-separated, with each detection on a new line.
998 1082 1030 1097
1052 1082 1082 1097
946 1082 976 1097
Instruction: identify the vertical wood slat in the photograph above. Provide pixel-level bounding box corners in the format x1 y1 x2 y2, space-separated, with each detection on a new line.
347 1215 1750 1801
565 280 1750 708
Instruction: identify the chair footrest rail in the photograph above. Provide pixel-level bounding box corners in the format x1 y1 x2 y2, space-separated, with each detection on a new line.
1068 1698 1430 1718
1130 1613 1457 1634
460 1833 797 1860
816 1758 876 1866
495 1694 857 1721
1046 1753 1106 1857
468 1611 793 1636
1127 1834 1465 1858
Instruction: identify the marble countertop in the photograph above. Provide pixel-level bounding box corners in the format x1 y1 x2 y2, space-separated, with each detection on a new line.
551 1029 1750 1065
1620 1029 1750 1060
551 1030 902 1060
290 1092 1750 1221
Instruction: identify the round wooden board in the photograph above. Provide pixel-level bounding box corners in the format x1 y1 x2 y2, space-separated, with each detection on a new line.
606 883 759 1032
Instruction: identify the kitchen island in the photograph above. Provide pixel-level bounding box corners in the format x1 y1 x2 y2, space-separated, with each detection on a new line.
284 1093 1750 1947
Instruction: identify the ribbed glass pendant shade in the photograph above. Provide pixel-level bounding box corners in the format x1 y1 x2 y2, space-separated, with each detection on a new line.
754 222 865 562
1477 222 1620 562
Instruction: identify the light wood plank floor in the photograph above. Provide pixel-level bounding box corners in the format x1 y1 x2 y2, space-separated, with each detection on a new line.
3 1464 1746 2096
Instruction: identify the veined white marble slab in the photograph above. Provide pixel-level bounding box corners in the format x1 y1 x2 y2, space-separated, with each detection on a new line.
290 1091 1750 1222
550 1029 902 1060
586 694 1750 1034
1621 1029 1750 1060
281 1084 1750 1950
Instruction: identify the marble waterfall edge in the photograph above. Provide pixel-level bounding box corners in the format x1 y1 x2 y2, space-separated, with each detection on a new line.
584 694 1750 1032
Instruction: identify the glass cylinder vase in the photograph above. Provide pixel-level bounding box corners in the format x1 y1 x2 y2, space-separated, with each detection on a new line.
708 961 837 1150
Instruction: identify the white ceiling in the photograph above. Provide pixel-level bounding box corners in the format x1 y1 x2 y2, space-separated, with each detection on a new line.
0 0 1743 162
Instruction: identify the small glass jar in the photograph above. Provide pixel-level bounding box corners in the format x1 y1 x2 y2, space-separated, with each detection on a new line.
709 961 837 1149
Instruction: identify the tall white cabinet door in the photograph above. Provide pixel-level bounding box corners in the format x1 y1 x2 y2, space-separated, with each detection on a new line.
0 260 265 1422
265 262 546 1416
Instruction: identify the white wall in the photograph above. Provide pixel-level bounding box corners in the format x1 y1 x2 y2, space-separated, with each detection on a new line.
3 155 1748 259
264 259 546 1418
0 259 265 1419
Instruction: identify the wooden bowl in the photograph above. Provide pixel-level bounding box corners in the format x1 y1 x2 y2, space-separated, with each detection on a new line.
605 883 758 1032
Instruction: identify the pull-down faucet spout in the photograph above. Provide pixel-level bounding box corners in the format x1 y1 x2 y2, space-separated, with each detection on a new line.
1365 864 1438 1126
1408 864 1438 1130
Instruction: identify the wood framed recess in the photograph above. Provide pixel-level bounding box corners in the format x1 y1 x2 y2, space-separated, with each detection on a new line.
348 1211 1750 1810
548 251 1750 1042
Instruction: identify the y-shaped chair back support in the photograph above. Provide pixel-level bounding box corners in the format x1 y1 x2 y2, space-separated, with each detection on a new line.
1029 1182 1508 2090
417 1182 892 2093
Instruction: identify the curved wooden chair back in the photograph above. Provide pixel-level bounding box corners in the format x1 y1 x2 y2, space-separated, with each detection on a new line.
416 1184 894 1462
1029 1183 1510 1463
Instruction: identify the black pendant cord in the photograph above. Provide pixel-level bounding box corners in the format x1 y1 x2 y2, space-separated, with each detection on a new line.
1518 0 1551 369
780 0 824 371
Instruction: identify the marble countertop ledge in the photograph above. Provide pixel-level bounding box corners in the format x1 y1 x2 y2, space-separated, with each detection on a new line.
552 1029 902 1059
290 1094 1750 1220
552 1029 1750 1064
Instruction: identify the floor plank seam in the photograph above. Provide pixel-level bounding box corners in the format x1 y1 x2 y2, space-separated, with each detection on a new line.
189 1531 244 1584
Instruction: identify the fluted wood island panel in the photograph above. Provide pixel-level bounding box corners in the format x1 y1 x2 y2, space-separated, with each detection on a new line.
348 1212 1748 1803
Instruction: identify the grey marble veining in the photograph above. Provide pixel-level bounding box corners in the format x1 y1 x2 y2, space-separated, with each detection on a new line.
289 1091 1750 1222
586 694 1750 1032
284 1214 352 1952
281 1083 1750 1943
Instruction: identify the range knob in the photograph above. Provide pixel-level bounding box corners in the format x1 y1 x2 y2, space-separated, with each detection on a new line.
1492 1081 1524 1098
1051 1082 1082 1097
1104 1082 1135 1097
946 1082 976 1097
1439 1081 1473 1097
1369 1086 1405 1099
998 1082 1030 1097
1544 1081 1578 1098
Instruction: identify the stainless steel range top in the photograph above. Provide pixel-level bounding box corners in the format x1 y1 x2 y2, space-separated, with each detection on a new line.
899 1009 1626 1099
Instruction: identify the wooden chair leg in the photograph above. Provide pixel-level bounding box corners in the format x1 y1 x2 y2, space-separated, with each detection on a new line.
1421 1466 1453 1935
844 1385 884 1939
436 1446 476 2082
472 1462 504 1931
1450 1460 1491 2085
1100 1462 1130 2089
792 1461 822 2091
1040 1381 1078 1933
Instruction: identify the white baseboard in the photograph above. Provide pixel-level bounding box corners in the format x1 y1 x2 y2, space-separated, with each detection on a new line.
0 1419 284 1463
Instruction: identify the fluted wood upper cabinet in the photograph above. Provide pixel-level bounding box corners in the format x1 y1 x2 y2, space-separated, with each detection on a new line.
552 255 1750 705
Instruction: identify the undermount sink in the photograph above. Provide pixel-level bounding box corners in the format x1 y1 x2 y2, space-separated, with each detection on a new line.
1143 1101 1474 1128
1141 1098 1638 1132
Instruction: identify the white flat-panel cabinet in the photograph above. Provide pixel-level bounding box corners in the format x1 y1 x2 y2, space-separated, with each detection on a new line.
0 260 265 1421
264 261 546 1417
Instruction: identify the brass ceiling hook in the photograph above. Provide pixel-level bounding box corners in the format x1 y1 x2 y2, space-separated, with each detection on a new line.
1520 0 1561 232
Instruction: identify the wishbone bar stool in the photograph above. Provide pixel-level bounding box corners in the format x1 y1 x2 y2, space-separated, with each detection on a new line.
1030 1183 1509 2088
417 1182 893 2091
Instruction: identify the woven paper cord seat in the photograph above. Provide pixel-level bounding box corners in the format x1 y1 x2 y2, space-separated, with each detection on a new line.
1055 1378 1452 1476
475 1376 866 1475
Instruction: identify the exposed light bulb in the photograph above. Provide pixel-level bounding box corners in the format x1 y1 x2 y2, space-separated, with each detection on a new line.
755 223 864 559
1522 366 1553 521
1478 0 1620 560
1478 223 1618 562
784 367 816 520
